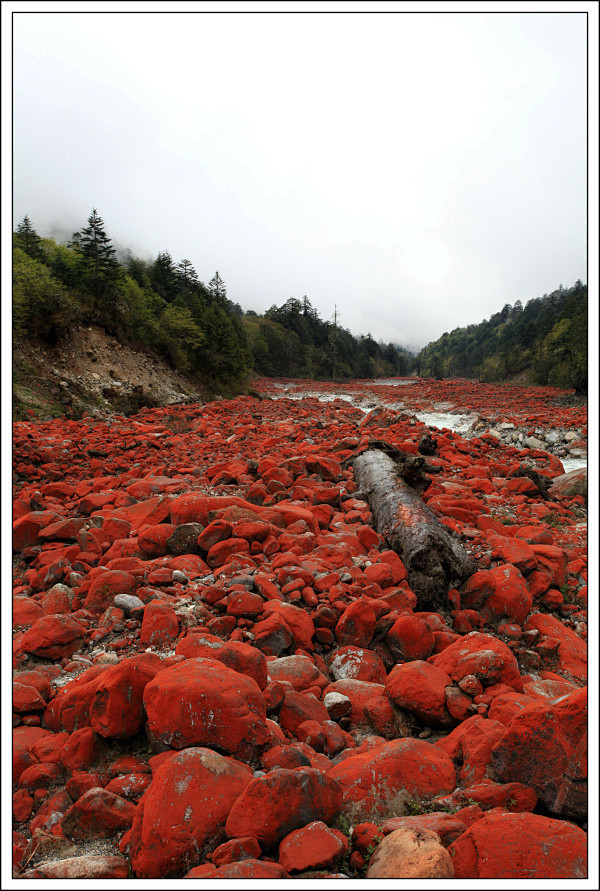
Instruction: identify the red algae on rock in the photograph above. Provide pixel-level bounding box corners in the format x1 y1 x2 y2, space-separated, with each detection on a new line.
11 377 587 879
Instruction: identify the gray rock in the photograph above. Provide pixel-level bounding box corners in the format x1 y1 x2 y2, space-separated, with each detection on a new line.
113 593 145 617
172 570 189 584
524 436 545 450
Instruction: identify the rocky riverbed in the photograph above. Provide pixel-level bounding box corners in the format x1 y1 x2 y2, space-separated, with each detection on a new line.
11 377 588 880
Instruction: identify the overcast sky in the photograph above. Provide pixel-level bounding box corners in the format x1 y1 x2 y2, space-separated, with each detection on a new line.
11 8 588 350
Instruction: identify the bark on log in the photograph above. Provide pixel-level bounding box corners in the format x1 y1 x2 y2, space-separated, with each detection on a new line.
353 449 475 611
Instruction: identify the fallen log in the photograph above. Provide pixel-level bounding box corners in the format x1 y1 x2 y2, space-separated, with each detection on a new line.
353 449 475 611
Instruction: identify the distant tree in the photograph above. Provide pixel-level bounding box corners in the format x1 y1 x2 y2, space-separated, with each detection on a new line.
176 258 199 298
151 251 179 302
78 208 120 314
15 215 43 260
208 271 227 305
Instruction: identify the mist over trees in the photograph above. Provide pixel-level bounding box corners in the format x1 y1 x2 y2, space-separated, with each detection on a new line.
13 212 587 394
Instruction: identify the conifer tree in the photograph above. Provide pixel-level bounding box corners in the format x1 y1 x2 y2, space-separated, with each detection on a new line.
15 215 43 259
151 251 179 302
176 259 199 300
208 270 227 306
78 208 120 313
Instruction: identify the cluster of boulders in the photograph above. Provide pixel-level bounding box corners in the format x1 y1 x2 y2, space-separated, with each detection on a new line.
12 378 588 879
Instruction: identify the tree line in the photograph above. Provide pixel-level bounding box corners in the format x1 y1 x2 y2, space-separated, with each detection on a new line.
417 282 587 393
13 211 250 387
13 213 587 394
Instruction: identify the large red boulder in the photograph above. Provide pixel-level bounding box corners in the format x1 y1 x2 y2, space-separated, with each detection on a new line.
61 787 136 840
329 646 387 684
129 747 253 878
385 660 454 727
435 715 505 785
449 811 587 878
90 653 163 738
144 658 270 763
386 615 435 662
139 600 179 648
43 666 108 733
19 615 86 661
85 570 138 614
278 820 348 873
490 687 587 819
334 600 377 648
326 739 455 822
430 632 523 692
225 767 342 849
523 613 587 682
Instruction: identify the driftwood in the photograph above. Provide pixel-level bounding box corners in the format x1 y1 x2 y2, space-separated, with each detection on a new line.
353 449 475 611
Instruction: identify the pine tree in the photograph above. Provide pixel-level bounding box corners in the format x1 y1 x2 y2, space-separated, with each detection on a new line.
78 208 120 313
176 259 199 300
15 215 43 259
208 271 227 306
151 251 179 302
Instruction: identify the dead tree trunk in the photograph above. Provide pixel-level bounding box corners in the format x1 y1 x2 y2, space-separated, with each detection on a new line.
353 449 474 611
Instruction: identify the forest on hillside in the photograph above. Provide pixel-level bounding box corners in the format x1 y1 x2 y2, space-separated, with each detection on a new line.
13 212 587 394
417 282 588 393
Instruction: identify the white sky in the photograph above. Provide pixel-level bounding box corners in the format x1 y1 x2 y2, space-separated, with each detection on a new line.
9 6 590 349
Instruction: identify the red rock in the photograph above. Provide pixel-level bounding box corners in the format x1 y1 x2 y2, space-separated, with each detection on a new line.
18 761 64 793
449 811 587 878
386 615 435 662
385 660 454 726
327 739 455 822
442 780 537 813
65 771 104 801
61 786 135 841
487 691 535 725
334 599 376 648
130 748 252 878
13 510 62 551
262 601 315 650
139 599 179 647
13 596 44 627
144 657 270 762
329 645 386 683
29 789 73 834
85 569 138 614
13 789 35 822
227 589 264 617
187 859 290 878
267 654 328 692
435 715 505 785
430 632 524 692
279 820 348 872
211 835 262 867
43 665 108 733
104 773 152 801
90 653 163 737
59 726 104 771
138 523 176 557
225 767 342 849
20 614 86 660
489 534 538 573
278 689 330 735
531 544 569 588
13 680 47 712
523 613 587 681
490 687 587 818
